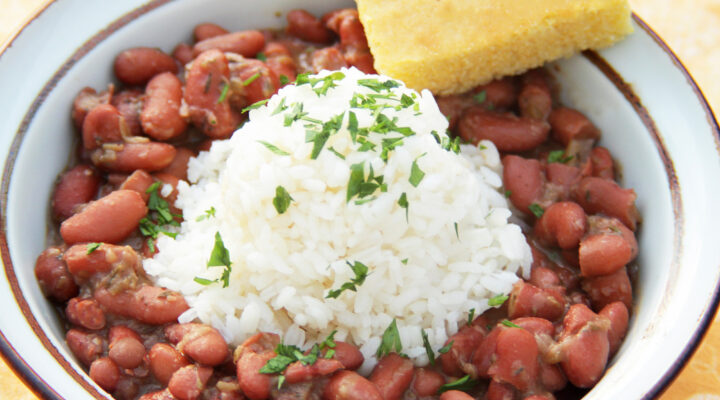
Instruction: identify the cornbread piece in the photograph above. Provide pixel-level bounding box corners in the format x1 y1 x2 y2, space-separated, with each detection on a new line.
357 0 633 95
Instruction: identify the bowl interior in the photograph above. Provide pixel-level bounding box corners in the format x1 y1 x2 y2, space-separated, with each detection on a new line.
3 1 720 399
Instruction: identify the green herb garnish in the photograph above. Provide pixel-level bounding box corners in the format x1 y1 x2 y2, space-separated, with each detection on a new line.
528 203 544 218
194 232 232 287
256 52 267 61
326 261 369 299
547 150 573 164
421 329 436 365
473 90 487 104
438 341 453 354
437 375 479 394
501 320 521 328
86 242 101 254
279 74 290 85
258 140 290 156
242 72 261 86
398 192 409 222
409 154 426 187
272 186 294 214
488 294 509 307
467 308 475 326
216 82 230 104
195 206 216 222
241 99 269 113
376 319 402 358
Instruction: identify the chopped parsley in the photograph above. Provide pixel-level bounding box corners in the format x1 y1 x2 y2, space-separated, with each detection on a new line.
256 52 267 61
547 150 573 164
242 72 261 86
194 232 232 288
504 190 512 198
454 222 460 240
437 375 479 394
86 242 101 254
272 97 288 115
376 319 402 358
357 78 400 92
421 329 437 365
488 294 509 307
296 71 345 96
258 140 290 156
259 331 338 388
528 203 545 218
346 162 385 203
272 186 294 214
279 74 290 85
501 320 521 329
401 258 408 265
467 308 475 326
398 192 409 221
216 82 230 104
409 154 426 187
326 261 369 299
438 341 453 354
304 112 344 159
473 90 487 104
327 146 345 160
195 206 216 222
241 99 268 113
139 182 180 243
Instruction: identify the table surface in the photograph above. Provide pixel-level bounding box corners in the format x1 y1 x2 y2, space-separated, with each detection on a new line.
1 0 719 399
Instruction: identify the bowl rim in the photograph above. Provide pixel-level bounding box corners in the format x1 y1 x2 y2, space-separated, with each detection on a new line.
0 1 718 399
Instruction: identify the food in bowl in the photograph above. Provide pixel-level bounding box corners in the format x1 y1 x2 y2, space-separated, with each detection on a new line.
33 7 639 400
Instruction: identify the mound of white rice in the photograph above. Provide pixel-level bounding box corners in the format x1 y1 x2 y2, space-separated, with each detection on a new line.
144 68 531 371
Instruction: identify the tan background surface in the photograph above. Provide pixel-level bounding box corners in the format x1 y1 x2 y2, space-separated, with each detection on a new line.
1 0 719 399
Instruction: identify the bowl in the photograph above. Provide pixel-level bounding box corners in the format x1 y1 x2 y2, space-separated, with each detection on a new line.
1 0 719 399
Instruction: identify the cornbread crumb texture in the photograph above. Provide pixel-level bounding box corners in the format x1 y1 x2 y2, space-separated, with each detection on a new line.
357 0 633 95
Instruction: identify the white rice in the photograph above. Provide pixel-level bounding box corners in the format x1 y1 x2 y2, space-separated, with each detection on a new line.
144 68 531 372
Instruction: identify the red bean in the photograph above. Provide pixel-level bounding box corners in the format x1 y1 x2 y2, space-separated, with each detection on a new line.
439 325 486 377
91 142 177 172
66 329 103 366
548 107 600 146
109 336 145 369
193 23 229 42
473 77 518 110
34 246 78 302
236 350 273 400
114 47 178 86
119 169 154 202
599 301 630 356
529 265 562 291
141 72 187 141
590 146 615 179
512 317 555 337
581 266 633 311
587 215 638 257
60 190 146 244
541 363 567 392
311 47 348 73
325 9 367 49
411 368 445 397
192 31 265 58
264 42 297 84
72 86 112 131
508 280 566 321
228 57 280 108
558 304 610 388
139 389 175 400
148 343 190 385
369 353 414 400
330 341 363 370
487 327 539 391
158 147 195 181
233 332 280 363
168 364 213 400
322 370 383 400
185 50 243 139
518 82 552 121
285 358 344 384
89 357 120 392
172 43 195 66
502 155 543 215
440 390 475 400
165 323 229 366
578 234 633 277
108 325 142 344
64 243 140 281
459 107 550 152
485 380 515 400
66 297 106 330
287 9 333 43
111 89 144 137
94 285 189 325
472 324 501 377
435 94 475 131
534 201 587 249
82 104 125 150
544 162 582 200
573 177 639 230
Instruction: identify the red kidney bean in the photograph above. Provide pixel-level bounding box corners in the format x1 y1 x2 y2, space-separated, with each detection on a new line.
111 89 144 137
236 350 274 400
109 336 146 369
508 280 566 322
578 234 633 277
534 201 587 249
287 9 333 43
343 46 376 74
168 364 213 400
82 104 126 150
485 380 515 400
558 304 610 388
459 107 550 152
192 30 265 58
172 43 195 65
311 46 349 73
104 285 188 324
369 353 414 400
60 190 146 244
440 390 475 400
512 317 555 337
109 325 142 344
141 72 187 141
581 266 633 311
525 395 554 400
72 86 112 131
439 325 486 377
66 297 106 330
66 329 104 366
488 327 539 391
158 147 194 181
518 82 552 121
590 146 615 179
502 155 543 215
473 77 518 110
165 323 229 366
587 215 638 258
522 68 552 91
435 94 476 131
264 42 297 84
114 48 178 86
193 23 229 42
325 9 367 49
91 142 177 172
322 370 383 400
233 332 280 363
548 107 600 146
64 243 140 281
89 357 120 392
573 177 639 230
330 341 363 370
472 326 501 378
599 301 630 356
185 50 242 139
228 57 280 108
529 265 562 292
541 363 567 392
148 343 190 385
35 246 78 302
411 368 445 397
139 389 175 400
544 162 582 200
119 169 154 202
285 358 345 384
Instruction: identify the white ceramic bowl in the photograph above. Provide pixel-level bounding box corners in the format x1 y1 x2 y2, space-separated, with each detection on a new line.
1 1 719 399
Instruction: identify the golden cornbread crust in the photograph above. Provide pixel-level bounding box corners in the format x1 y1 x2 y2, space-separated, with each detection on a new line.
357 0 633 95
